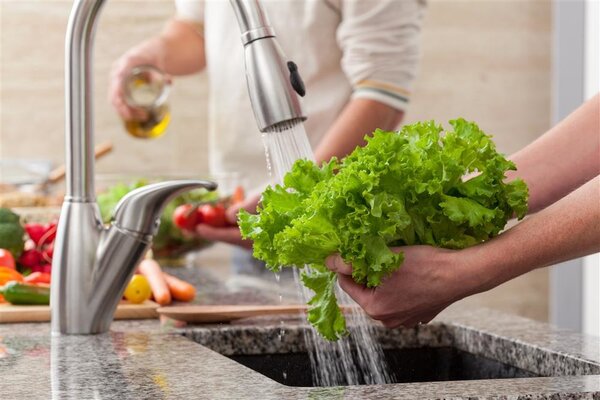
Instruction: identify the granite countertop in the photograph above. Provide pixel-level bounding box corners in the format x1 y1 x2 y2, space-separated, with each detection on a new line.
0 244 599 399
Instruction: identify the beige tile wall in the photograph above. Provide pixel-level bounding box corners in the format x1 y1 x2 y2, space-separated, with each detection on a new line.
0 0 551 321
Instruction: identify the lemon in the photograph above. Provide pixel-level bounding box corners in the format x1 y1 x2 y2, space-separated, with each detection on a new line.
123 274 152 304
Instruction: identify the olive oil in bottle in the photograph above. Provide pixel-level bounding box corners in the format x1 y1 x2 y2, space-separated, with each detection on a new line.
123 65 171 139
124 104 171 139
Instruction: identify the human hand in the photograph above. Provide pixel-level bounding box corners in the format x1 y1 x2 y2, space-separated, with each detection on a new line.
109 40 169 121
193 193 261 249
325 246 470 328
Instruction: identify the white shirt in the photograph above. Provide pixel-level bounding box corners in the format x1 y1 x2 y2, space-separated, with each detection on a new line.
175 0 425 191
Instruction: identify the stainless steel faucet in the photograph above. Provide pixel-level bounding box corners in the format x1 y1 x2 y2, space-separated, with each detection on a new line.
51 0 216 334
53 0 306 335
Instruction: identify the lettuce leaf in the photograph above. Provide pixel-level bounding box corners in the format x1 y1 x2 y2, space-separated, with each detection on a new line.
239 119 528 340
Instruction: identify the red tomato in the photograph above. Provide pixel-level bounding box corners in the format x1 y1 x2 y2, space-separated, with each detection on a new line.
0 249 16 270
172 204 202 231
198 204 227 228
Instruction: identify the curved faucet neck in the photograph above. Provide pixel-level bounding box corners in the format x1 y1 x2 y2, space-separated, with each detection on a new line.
65 0 106 201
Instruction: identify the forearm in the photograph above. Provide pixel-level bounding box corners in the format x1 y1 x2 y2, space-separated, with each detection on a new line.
507 94 600 213
313 98 404 163
460 176 600 297
131 18 206 76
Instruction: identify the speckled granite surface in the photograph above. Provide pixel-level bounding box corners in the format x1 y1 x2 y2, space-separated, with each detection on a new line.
0 246 598 398
1 309 599 399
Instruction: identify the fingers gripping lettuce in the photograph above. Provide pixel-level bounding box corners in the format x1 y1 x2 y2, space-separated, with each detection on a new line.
239 119 529 340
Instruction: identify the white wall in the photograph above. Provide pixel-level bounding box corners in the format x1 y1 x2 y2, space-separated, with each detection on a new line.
582 0 599 338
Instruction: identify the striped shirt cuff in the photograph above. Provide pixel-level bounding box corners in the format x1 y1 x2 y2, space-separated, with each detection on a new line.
352 80 411 111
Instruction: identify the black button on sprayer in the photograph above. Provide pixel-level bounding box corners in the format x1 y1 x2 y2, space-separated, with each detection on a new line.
287 61 306 97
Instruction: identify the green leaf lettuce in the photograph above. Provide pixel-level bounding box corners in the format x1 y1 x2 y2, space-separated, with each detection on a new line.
240 119 529 340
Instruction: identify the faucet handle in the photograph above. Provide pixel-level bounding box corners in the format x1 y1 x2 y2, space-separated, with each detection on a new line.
112 180 217 236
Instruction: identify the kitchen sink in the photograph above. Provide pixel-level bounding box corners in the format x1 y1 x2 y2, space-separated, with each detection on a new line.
180 319 600 388
228 346 538 387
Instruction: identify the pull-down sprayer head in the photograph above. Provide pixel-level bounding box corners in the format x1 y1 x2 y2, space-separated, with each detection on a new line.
229 0 307 132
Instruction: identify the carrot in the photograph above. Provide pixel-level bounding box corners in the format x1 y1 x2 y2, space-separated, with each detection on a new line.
163 273 196 302
138 259 171 305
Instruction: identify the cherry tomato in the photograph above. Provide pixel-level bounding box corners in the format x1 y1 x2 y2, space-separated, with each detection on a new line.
198 204 227 228
0 249 16 270
172 204 202 231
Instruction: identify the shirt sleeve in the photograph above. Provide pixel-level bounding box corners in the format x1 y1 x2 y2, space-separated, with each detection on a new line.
336 0 426 111
174 0 205 31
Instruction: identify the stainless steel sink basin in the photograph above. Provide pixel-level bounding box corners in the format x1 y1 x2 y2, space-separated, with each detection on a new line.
181 320 600 388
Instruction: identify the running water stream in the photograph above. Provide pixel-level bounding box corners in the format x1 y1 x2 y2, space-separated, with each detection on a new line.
262 121 392 386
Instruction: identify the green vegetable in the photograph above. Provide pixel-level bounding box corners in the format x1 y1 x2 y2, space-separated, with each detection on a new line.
240 119 529 341
0 208 25 258
97 180 219 258
0 281 50 305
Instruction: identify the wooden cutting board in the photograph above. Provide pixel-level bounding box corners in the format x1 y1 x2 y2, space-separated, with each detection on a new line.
0 300 159 323
157 304 309 323
157 304 358 324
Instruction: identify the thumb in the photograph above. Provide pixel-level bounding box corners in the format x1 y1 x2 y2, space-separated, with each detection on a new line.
225 205 240 225
325 254 353 275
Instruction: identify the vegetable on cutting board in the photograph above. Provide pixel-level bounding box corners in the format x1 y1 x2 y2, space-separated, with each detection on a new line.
138 258 171 306
0 208 25 259
240 119 529 341
134 257 197 305
0 281 50 305
0 249 16 270
163 273 196 302
0 267 23 285
123 274 152 304
23 272 51 285
0 266 24 302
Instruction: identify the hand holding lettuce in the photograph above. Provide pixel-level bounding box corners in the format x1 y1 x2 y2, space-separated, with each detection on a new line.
239 119 528 341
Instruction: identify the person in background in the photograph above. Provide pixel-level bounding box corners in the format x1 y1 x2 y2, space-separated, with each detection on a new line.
325 94 600 328
110 0 427 258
